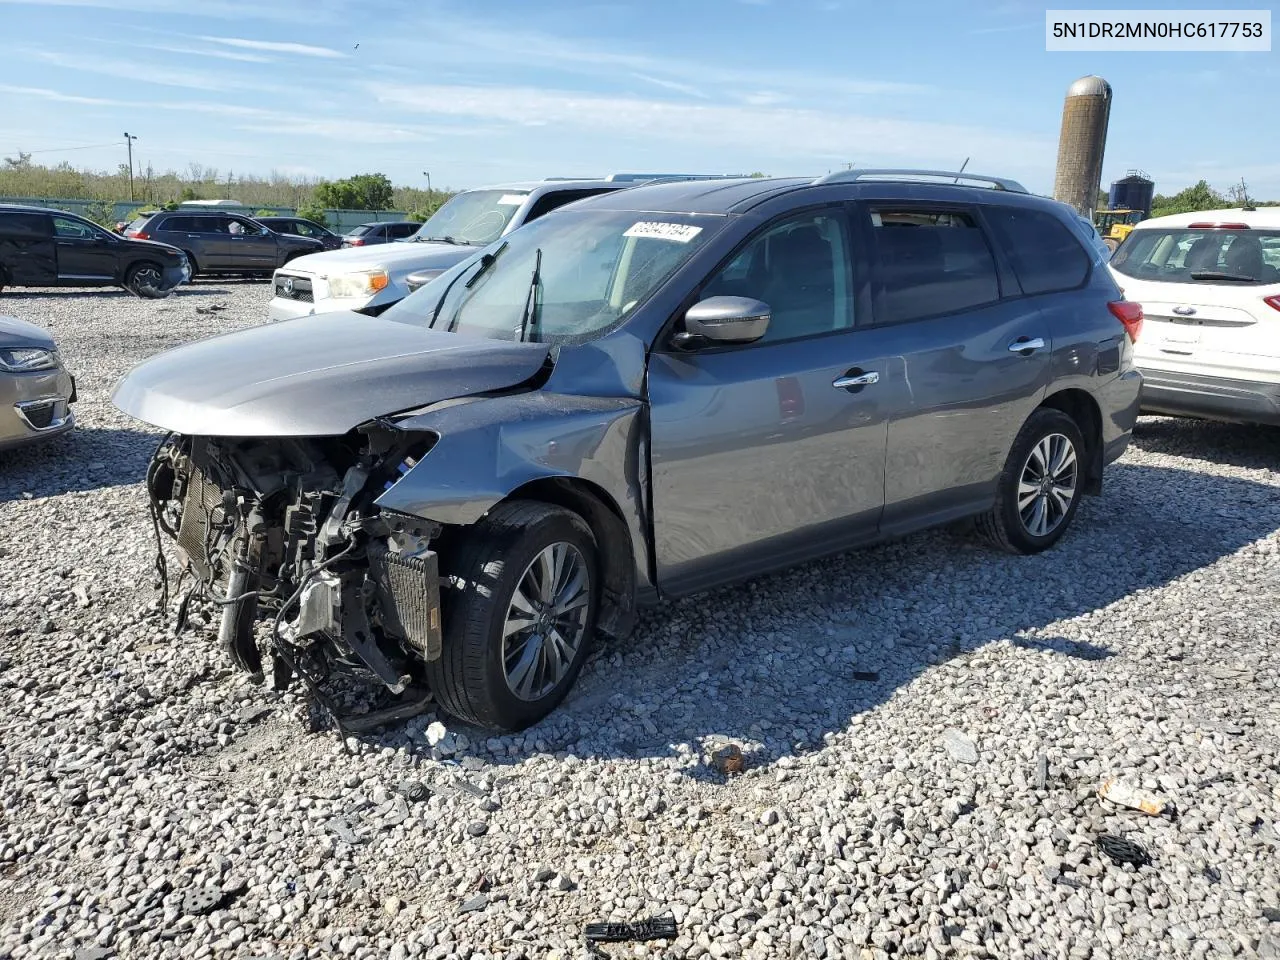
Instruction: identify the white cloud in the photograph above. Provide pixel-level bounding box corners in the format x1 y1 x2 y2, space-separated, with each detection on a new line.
33 50 270 92
138 42 275 63
197 35 347 59
0 84 120 106
373 82 1052 170
631 73 709 99
0 0 325 18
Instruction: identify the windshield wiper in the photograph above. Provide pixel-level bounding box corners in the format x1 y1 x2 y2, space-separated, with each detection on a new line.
427 241 509 330
517 247 543 343
417 235 468 245
1190 270 1257 282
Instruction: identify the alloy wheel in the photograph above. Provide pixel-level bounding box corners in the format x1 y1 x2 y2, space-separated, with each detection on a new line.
501 541 591 701
1017 432 1078 537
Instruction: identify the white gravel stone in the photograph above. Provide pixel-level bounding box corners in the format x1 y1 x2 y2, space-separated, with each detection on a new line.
1 283 1278 960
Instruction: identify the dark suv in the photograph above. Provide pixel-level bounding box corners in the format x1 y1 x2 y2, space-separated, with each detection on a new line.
125 212 324 277
114 170 1143 732
341 221 421 247
254 216 344 251
0 204 189 298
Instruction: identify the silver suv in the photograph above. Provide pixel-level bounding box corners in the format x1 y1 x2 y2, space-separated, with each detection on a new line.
267 175 723 321
114 171 1143 732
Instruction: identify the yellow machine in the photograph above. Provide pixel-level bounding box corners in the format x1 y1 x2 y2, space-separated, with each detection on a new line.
1094 209 1146 250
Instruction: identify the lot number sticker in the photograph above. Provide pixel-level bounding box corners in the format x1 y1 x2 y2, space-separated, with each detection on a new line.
623 221 703 243
498 194 527 206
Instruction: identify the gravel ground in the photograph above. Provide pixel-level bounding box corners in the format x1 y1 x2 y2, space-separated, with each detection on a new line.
1 282 1279 960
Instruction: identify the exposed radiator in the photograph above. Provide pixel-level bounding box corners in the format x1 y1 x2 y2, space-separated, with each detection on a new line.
368 542 443 661
176 461 229 584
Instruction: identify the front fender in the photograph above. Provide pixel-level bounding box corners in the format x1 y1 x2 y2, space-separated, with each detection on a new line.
374 390 651 583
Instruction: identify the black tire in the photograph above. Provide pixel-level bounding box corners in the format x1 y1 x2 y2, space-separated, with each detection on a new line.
126 261 170 299
426 500 599 731
976 408 1086 555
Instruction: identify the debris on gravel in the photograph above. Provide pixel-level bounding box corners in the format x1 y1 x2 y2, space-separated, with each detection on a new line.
1 284 1279 959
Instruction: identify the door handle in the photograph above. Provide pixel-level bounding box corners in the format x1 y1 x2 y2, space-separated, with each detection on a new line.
1008 337 1046 353
833 371 879 389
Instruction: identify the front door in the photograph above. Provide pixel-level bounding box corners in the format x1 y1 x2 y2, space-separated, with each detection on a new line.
52 215 117 281
647 208 891 594
860 203 1052 532
226 216 277 269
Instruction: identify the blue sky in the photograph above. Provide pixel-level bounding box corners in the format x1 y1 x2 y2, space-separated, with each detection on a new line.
0 0 1276 196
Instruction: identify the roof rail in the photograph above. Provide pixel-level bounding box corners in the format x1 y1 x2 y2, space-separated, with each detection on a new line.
604 173 750 184
813 168 1029 193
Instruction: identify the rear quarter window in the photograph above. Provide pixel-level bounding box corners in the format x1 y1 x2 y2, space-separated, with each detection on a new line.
985 207 1091 295
0 212 50 238
868 208 1001 324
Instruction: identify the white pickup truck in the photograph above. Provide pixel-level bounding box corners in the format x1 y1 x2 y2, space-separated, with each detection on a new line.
267 175 711 322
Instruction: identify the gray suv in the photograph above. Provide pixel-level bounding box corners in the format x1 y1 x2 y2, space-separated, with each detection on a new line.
124 211 324 277
113 170 1142 732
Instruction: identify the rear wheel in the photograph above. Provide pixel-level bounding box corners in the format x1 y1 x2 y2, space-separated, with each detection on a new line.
126 261 169 299
426 501 599 731
976 408 1085 555
182 251 200 277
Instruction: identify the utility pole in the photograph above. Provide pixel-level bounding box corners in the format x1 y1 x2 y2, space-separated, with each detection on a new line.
422 170 432 209
123 132 138 201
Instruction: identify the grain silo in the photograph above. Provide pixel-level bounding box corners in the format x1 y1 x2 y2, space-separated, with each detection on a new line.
1052 75 1112 218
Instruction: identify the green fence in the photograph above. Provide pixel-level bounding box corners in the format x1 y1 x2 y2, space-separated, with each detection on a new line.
0 197 411 232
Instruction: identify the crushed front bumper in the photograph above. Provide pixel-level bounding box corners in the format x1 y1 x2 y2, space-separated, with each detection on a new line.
0 366 75 450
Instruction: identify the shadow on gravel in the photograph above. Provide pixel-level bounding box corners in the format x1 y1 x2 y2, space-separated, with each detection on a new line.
1134 415 1280 470
392 461 1280 774
0 426 158 500
3 287 236 300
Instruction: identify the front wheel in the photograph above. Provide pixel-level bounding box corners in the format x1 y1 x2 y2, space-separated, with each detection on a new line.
126 262 170 299
426 501 599 731
976 408 1085 555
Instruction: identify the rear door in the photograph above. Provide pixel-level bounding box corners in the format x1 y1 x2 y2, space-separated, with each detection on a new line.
178 216 230 269
51 215 117 281
0 211 56 284
226 216 276 268
861 202 1052 532
647 206 893 593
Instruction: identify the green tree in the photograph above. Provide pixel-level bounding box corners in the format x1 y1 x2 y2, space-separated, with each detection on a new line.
296 203 329 227
1150 180 1226 218
313 172 394 210
4 151 32 170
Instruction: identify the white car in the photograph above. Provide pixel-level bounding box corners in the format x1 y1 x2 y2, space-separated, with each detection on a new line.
1108 207 1280 426
267 176 714 322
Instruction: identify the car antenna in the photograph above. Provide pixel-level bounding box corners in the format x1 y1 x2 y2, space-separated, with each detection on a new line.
954 158 970 183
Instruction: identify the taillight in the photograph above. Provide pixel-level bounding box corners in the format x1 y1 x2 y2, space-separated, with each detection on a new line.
347 238 364 246
127 230 149 240
1265 295 1280 313
1108 300 1144 343
1187 222 1249 230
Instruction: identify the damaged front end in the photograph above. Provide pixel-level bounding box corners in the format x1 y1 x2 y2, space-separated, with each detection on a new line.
148 425 444 695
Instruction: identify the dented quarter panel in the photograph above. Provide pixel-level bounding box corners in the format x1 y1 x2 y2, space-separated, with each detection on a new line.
377 389 653 592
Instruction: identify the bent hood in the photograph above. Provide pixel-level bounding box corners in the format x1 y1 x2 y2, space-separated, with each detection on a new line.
281 241 474 277
0 315 57 350
111 312 549 437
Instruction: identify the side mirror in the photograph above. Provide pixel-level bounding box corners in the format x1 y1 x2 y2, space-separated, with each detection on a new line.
675 296 770 348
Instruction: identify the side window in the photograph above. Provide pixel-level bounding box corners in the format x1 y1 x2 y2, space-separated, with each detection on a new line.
391 223 418 239
52 216 97 240
0 212 50 238
986 207 1090 295
869 208 1000 324
700 211 855 343
525 189 611 223
228 217 259 235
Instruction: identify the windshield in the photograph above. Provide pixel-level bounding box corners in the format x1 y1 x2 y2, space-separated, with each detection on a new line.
1112 228 1280 285
409 190 531 245
384 208 722 344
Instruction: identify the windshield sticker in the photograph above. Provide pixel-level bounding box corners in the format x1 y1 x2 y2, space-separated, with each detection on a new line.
497 194 528 206
870 211 883 227
623 221 703 243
